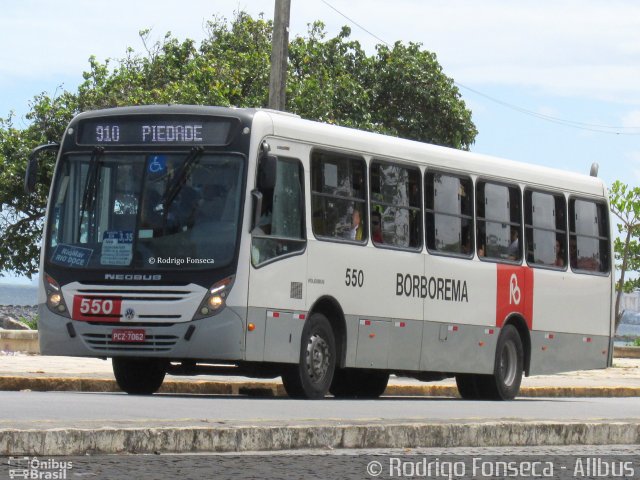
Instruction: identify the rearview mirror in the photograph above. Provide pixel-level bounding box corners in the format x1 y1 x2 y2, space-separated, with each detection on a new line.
257 154 277 191
24 143 60 194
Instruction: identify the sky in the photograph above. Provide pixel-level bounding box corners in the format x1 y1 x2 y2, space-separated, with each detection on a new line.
1 0 640 283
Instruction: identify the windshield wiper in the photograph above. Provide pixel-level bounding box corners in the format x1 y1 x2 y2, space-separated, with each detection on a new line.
78 147 104 241
161 146 204 215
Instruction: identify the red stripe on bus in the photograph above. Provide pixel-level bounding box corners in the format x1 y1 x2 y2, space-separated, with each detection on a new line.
495 265 534 329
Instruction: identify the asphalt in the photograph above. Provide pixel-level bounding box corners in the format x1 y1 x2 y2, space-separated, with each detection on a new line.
1 353 639 455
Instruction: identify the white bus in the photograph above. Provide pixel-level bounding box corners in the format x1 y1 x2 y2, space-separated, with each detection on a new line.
25 105 614 400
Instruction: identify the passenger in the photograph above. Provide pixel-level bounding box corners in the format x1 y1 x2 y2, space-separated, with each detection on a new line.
347 209 364 241
371 211 383 243
555 239 565 267
507 228 519 260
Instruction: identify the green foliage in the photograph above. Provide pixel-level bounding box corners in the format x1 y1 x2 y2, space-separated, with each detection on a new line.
0 12 476 277
633 337 640 347
19 315 38 330
610 180 640 327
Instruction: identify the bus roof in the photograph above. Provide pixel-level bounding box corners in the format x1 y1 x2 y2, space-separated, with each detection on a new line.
70 105 606 198
257 109 607 199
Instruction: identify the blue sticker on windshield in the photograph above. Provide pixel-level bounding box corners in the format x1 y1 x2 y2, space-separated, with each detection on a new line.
148 155 167 174
51 244 93 268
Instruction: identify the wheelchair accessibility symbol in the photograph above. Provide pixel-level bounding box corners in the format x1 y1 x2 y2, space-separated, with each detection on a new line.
148 155 166 174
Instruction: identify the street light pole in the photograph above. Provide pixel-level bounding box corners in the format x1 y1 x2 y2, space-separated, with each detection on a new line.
268 0 291 111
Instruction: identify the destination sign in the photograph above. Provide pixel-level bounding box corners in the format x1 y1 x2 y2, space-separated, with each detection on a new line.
76 116 238 145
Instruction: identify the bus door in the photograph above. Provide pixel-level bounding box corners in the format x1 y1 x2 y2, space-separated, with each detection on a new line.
246 141 308 363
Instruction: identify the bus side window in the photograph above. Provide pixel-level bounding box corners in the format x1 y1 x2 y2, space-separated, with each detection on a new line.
370 160 422 250
569 199 609 273
524 190 567 269
476 181 522 262
425 171 473 256
310 150 367 243
251 157 306 266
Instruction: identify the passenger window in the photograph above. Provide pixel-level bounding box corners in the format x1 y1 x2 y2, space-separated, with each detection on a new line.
425 172 473 256
524 191 567 268
569 199 609 273
476 182 522 261
370 161 422 249
311 151 367 242
251 157 305 266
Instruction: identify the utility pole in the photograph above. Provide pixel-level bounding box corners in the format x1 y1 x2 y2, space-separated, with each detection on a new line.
268 0 291 111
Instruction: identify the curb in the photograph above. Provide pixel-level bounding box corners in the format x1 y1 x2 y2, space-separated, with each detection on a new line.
1 421 639 455
2 376 640 397
616 346 640 359
0 329 39 354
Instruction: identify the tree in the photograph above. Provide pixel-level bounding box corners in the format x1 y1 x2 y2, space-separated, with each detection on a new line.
0 12 476 277
609 180 640 329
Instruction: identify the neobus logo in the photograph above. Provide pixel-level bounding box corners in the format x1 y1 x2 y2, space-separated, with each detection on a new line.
104 274 163 281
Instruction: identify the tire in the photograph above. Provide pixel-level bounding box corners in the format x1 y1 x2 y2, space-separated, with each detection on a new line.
112 357 168 395
479 324 524 400
281 313 336 399
330 369 389 399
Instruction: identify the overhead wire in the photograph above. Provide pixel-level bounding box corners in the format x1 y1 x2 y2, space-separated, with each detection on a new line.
318 0 640 136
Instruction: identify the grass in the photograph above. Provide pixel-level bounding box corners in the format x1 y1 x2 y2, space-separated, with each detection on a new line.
19 315 38 330
633 338 640 347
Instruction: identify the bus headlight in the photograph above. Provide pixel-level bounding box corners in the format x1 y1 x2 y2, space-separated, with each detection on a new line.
193 275 235 319
45 274 70 317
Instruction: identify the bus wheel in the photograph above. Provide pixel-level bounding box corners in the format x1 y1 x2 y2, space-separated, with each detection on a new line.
483 324 524 400
330 369 389 399
112 357 168 395
281 313 336 399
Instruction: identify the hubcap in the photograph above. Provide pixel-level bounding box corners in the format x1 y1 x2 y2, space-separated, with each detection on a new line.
500 341 518 387
305 333 330 383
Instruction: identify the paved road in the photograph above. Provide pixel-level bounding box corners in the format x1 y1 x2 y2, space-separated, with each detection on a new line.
2 391 639 430
2 446 640 480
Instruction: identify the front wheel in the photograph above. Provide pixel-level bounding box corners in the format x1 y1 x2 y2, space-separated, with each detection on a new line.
281 313 336 399
112 357 168 395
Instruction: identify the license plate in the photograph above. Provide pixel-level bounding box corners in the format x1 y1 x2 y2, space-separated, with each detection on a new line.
111 329 146 343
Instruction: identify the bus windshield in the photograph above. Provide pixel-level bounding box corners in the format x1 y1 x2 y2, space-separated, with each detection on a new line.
47 151 245 270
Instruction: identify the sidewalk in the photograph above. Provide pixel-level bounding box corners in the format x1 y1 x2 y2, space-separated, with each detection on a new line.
1 352 639 397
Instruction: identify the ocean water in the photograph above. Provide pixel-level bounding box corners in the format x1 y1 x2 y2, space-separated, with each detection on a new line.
0 283 38 306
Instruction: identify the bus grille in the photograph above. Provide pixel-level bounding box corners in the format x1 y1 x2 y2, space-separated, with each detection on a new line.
81 333 179 352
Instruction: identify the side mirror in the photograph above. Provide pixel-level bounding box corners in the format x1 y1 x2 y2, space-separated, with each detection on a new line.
24 143 59 194
250 189 264 232
257 154 277 191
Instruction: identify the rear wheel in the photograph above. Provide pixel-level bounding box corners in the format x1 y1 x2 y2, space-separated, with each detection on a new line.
330 369 389 399
281 313 336 399
112 357 167 395
478 325 524 400
455 325 524 400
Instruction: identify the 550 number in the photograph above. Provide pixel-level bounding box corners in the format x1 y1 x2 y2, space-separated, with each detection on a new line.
345 268 364 287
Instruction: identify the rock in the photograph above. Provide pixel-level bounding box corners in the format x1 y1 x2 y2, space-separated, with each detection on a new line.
0 314 32 330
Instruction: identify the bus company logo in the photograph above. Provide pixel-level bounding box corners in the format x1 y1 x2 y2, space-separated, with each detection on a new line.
124 308 136 321
509 273 521 305
104 273 163 281
496 265 533 329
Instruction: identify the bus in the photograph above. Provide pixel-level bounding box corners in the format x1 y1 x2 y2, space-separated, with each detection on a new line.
25 105 614 400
